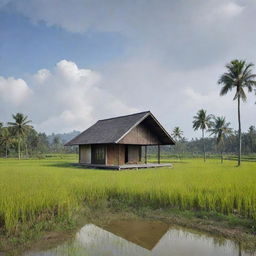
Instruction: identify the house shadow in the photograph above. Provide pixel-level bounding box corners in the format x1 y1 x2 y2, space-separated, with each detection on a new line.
44 160 188 171
42 162 78 169
44 162 120 172
170 160 189 164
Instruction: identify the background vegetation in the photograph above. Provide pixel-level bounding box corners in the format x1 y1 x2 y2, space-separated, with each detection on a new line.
0 117 255 160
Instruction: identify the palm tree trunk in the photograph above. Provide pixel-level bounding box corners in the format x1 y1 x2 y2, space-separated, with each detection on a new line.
25 143 28 158
202 129 206 162
238 95 241 166
18 137 21 159
5 143 8 158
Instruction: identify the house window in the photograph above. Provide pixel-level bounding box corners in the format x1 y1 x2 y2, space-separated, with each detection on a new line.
96 147 104 161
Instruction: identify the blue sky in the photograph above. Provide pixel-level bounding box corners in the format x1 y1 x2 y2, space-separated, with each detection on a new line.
0 0 255 138
0 11 126 77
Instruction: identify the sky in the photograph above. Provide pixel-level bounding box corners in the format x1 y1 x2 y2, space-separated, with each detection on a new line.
0 0 255 138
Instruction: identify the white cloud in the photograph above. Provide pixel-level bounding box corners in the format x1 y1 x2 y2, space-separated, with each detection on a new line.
220 2 244 17
33 69 51 84
0 76 31 105
0 60 137 133
200 1 244 24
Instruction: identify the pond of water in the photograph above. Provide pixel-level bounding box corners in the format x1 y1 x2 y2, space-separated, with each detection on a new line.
24 219 255 256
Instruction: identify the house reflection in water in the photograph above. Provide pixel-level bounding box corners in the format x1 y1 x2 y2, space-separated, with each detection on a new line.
24 219 250 256
78 220 169 253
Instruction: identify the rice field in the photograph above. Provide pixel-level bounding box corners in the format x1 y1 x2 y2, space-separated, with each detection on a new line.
0 155 256 233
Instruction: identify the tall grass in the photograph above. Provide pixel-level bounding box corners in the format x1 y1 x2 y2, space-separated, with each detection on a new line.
0 156 256 233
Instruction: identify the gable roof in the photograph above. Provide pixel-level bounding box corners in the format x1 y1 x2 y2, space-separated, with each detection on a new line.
65 111 175 146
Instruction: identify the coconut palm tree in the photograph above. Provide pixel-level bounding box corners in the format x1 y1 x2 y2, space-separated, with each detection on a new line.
192 109 213 162
0 127 13 158
8 113 32 159
208 116 232 163
218 60 256 166
171 127 183 142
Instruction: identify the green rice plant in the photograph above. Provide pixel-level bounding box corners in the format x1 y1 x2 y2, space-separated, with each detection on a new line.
0 156 256 233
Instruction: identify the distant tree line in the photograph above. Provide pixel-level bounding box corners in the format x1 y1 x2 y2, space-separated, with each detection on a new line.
0 113 76 158
0 112 255 160
169 125 256 155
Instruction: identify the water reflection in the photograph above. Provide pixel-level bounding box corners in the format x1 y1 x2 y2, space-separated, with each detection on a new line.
25 219 255 256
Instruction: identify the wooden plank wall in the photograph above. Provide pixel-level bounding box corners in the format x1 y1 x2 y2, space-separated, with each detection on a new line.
119 123 161 145
79 145 91 164
107 144 125 165
127 145 141 164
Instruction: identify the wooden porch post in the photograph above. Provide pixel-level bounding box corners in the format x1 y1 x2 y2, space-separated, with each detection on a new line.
118 144 120 166
158 145 160 164
145 145 147 164
79 145 81 163
104 145 107 165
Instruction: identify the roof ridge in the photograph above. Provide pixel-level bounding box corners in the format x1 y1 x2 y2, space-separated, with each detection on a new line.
98 111 150 122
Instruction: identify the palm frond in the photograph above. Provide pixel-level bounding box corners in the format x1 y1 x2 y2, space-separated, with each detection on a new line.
220 83 232 96
7 122 17 126
8 113 33 138
219 59 256 102
210 116 232 146
192 109 212 131
239 88 247 102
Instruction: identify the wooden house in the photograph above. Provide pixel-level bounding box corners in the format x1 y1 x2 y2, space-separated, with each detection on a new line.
65 111 175 169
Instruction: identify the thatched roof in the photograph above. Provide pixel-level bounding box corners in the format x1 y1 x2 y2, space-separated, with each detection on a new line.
65 111 175 146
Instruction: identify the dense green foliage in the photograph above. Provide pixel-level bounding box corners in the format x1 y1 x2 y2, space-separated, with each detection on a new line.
0 125 77 158
1 108 255 159
2 121 255 159
0 156 256 234
172 126 256 156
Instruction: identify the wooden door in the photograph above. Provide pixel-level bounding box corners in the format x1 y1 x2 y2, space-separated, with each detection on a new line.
91 145 106 164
